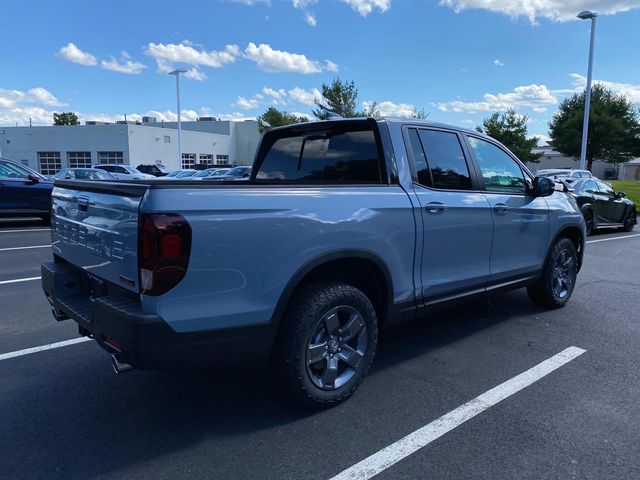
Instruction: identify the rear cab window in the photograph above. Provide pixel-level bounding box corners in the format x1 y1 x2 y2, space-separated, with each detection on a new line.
405 127 473 190
254 120 385 184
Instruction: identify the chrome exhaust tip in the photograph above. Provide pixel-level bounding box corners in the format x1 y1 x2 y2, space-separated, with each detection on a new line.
110 354 133 374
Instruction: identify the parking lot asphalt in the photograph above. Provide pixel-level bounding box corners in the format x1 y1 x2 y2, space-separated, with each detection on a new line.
1 220 640 480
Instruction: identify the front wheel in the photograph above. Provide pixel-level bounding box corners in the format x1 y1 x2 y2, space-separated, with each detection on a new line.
583 209 594 236
527 238 578 309
276 282 378 408
621 209 636 232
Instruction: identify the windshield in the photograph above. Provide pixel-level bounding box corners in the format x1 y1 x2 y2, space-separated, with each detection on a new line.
75 169 112 180
156 165 171 173
194 169 214 178
226 166 251 176
166 171 181 177
538 170 570 176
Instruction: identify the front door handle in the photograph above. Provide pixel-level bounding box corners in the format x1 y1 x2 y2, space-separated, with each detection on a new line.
425 202 447 214
493 204 509 215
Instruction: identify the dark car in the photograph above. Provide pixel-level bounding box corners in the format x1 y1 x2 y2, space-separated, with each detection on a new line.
566 178 636 235
54 168 116 181
137 164 172 177
0 158 53 221
208 165 251 181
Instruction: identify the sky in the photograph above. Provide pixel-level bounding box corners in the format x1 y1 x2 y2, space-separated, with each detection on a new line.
2 0 640 141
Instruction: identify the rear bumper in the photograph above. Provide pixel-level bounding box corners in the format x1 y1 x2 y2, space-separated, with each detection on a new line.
41 260 274 369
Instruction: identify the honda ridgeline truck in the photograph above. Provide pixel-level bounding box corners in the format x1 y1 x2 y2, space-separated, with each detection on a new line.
42 118 585 407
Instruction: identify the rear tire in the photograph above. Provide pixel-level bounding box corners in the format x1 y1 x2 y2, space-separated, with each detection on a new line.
276 281 378 408
527 238 578 309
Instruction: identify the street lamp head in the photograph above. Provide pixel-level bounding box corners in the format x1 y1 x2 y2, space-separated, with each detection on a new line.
577 10 597 20
168 69 187 75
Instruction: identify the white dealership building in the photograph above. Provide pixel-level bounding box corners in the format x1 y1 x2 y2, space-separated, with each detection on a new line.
0 117 260 175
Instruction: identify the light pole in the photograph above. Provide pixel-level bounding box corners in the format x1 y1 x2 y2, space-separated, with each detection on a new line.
168 69 187 168
577 10 598 171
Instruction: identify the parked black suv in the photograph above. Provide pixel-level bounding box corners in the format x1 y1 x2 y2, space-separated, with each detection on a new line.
136 164 171 177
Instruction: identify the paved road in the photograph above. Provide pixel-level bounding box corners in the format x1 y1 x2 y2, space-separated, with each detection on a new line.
1 222 639 479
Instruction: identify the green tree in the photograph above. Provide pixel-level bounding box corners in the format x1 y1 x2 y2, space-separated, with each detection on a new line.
257 107 308 133
549 84 640 171
53 112 80 126
477 109 542 163
312 78 361 119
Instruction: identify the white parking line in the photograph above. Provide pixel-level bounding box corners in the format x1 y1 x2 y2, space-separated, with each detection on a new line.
0 276 41 285
0 244 50 252
587 233 640 244
329 346 586 480
0 337 93 361
0 228 50 234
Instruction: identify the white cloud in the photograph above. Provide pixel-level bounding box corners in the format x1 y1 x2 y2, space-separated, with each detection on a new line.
243 42 335 73
568 73 640 103
305 11 318 26
183 67 207 81
288 87 322 106
340 0 390 16
145 41 240 75
362 100 420 117
262 87 287 102
493 59 504 67
292 0 317 7
233 96 260 110
325 60 339 72
290 111 313 120
0 87 65 109
437 84 558 112
57 43 97 66
439 0 640 23
101 55 146 74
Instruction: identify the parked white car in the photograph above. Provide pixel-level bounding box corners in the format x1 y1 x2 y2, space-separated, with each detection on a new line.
93 164 154 180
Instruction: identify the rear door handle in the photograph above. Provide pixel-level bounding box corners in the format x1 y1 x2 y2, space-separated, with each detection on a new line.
493 204 509 215
425 202 447 214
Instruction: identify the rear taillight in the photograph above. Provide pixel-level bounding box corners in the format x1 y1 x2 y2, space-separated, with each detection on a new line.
139 213 192 296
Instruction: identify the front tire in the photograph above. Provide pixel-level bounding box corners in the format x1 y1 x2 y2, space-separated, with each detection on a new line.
276 282 378 408
583 209 594 236
527 238 578 309
621 208 636 232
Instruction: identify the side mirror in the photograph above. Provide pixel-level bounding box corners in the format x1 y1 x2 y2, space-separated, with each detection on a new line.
533 176 554 197
617 191 626 199
27 174 40 183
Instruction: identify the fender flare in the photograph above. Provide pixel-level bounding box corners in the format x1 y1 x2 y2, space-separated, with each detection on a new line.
268 249 394 331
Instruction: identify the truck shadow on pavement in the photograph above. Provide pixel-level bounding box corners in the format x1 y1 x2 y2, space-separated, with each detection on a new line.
5 290 543 479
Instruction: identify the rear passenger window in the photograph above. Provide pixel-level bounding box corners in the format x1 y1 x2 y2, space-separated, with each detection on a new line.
416 129 472 190
257 125 381 183
467 136 526 194
407 129 432 187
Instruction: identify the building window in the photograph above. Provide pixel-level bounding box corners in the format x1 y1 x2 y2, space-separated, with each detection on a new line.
38 152 61 176
182 153 196 169
199 154 214 166
215 154 229 165
67 151 92 169
164 135 171 143
98 151 124 164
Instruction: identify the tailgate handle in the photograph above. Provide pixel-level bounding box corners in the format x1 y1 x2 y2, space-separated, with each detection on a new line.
77 196 89 211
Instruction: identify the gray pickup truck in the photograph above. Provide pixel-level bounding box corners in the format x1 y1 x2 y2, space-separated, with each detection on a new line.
42 118 585 407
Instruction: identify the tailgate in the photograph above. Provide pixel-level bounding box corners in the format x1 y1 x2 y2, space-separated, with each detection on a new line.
51 180 148 293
